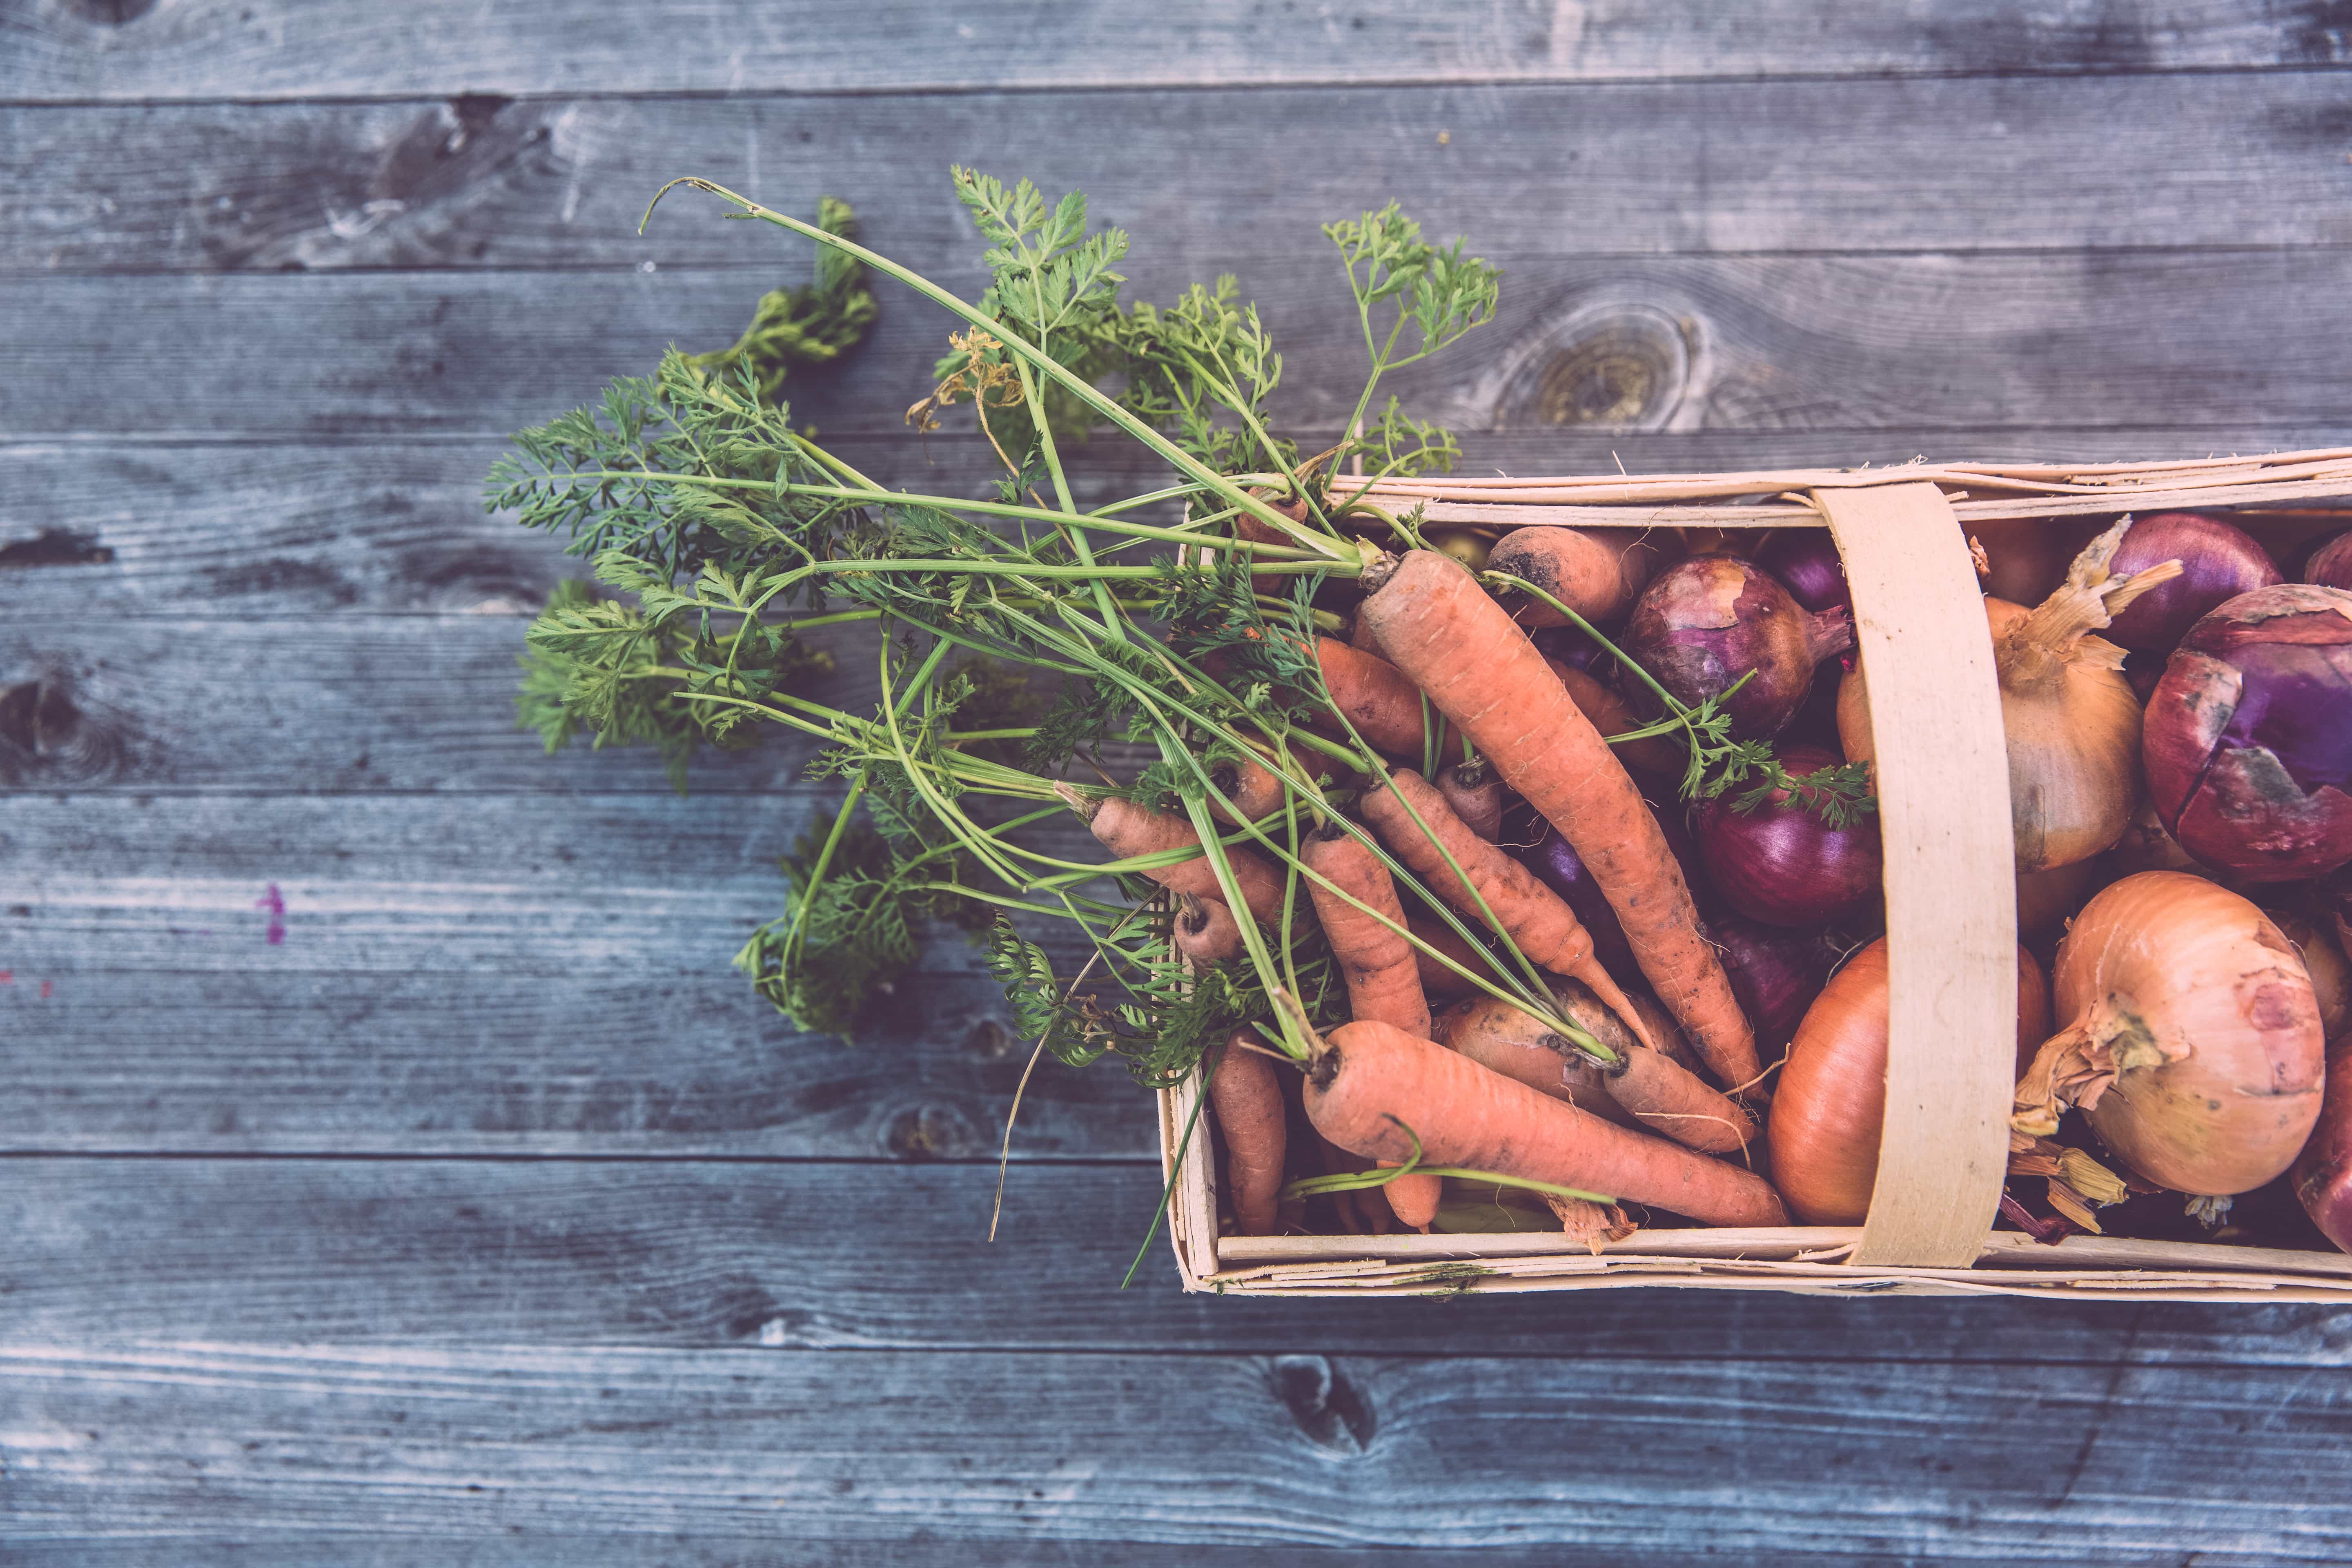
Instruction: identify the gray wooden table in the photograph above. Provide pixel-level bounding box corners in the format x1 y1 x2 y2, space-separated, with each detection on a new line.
8 4 2352 1561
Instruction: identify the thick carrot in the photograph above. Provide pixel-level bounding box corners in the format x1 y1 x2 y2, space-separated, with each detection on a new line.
1062 787 1285 924
1489 526 1659 628
1359 550 1760 1090
1437 757 1505 841
1359 768 1657 1054
1305 1018 1787 1227
1172 892 1243 967
1301 821 1439 1229
1435 993 1639 1130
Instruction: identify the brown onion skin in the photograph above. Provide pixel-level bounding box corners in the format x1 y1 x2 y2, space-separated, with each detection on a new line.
1768 940 2048 1224
2270 909 2351 1041
1621 554 1854 740
2307 531 2352 592
2103 512 2284 653
2016 859 2104 947
2050 871 2323 1196
2143 584 2352 882
1691 744 1883 927
2294 1032 2352 1252
1969 517 2086 608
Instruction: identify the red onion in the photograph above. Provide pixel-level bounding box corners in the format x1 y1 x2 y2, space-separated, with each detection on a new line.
2294 1032 2352 1254
2306 530 2352 592
2144 585 2352 882
1691 744 1882 926
1619 555 1853 739
1755 530 1851 618
2102 511 2283 653
1706 913 1836 1059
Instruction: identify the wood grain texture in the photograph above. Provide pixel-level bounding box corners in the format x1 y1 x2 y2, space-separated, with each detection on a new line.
16 249 2352 441
7 0 2349 101
17 74 2352 276
7 1339 2350 1558
18 430 2352 619
10 1157 2352 1358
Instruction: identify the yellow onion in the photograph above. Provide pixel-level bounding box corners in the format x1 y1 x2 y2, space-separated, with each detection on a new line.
2014 871 2323 1198
1841 517 2182 873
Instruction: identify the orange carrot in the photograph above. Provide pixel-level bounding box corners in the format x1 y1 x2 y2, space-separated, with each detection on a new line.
1437 757 1504 841
1359 550 1760 1091
1315 1130 1394 1234
1204 746 1286 826
1172 892 1243 967
1208 1031 1288 1236
1301 821 1439 1229
1550 661 1679 778
1305 1019 1787 1227
1062 786 1285 924
1434 993 1638 1130
1489 526 1659 628
1313 637 1452 759
1359 768 1657 1054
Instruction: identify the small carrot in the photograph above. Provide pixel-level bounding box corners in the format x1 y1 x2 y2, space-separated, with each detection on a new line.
1208 1031 1288 1237
1488 525 1659 628
1435 993 1638 1130
1301 820 1440 1229
1172 892 1243 968
1359 768 1657 1054
1315 1129 1395 1234
1304 1018 1787 1227
1437 756 1504 842
1060 786 1285 924
1550 661 1679 778
1359 550 1760 1091
1204 746 1287 826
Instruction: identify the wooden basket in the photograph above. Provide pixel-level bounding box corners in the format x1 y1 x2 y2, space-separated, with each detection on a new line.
1161 449 2352 1301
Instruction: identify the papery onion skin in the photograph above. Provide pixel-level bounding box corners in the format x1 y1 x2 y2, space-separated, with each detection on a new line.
2039 871 2323 1197
1969 517 2084 608
1707 913 1837 1060
2293 1031 2352 1253
1621 554 1854 739
2017 858 2104 947
2307 531 2352 592
2270 908 2351 1040
1692 744 1882 927
1756 530 1852 617
1769 940 2048 1224
2103 512 2284 653
2143 584 2352 883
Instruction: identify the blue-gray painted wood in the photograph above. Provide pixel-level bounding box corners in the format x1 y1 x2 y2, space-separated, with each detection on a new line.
8 2 2351 1559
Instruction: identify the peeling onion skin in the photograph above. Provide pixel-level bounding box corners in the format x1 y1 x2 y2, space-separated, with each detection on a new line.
2143 584 2352 883
1621 554 1854 740
2307 531 2352 592
2045 871 2324 1198
2102 512 2284 653
2293 1032 2352 1253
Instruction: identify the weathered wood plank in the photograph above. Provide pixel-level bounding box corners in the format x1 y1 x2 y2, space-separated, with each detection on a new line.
9 1157 2352 1361
0 1546 1783 1568
7 0 2347 101
7 1339 2348 1557
13 251 2352 441
18 75 2352 276
18 428 2352 619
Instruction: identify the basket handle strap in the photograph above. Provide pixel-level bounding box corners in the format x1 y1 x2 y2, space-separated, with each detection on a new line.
1813 482 2016 1269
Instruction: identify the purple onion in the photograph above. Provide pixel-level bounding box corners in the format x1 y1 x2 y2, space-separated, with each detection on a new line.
1756 530 1852 618
1707 913 1837 1058
1690 744 1883 926
1619 555 1853 739
2306 531 2352 592
2144 584 2352 882
2103 512 2284 654
1527 624 1605 673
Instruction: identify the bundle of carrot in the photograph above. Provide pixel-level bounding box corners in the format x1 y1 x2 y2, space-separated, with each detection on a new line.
491 169 2352 1261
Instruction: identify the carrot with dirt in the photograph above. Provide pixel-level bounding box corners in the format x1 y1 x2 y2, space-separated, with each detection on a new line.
1359 767 1656 1052
1207 1030 1288 1237
1058 785 1286 924
1301 820 1441 1228
1357 550 1761 1091
1437 756 1504 841
1303 1017 1787 1227
1312 637 1452 759
1172 892 1244 967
